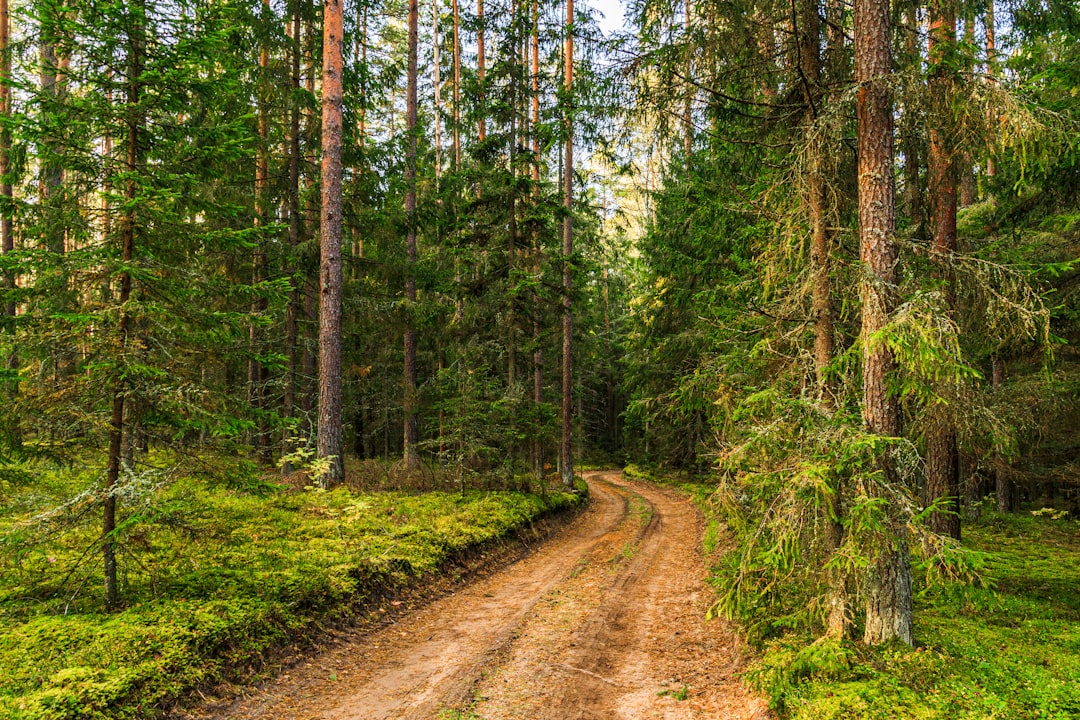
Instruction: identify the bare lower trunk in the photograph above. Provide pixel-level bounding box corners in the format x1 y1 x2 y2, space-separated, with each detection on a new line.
991 356 1014 511
862 541 913 645
105 6 143 609
317 0 345 487
855 0 912 646
927 0 961 541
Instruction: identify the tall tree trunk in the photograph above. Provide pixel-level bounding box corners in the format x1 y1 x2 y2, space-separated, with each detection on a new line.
1 0 15 379
477 0 486 142
403 0 421 471
433 0 441 181
683 0 692 158
302 13 319 441
531 0 544 480
985 0 996 179
39 9 64 257
901 4 923 233
105 0 144 610
926 0 961 541
855 0 913 646
317 0 345 487
560 0 575 490
508 0 519 392
453 0 461 169
250 0 271 463
282 8 303 475
992 356 1014 511
958 16 976 206
798 0 844 638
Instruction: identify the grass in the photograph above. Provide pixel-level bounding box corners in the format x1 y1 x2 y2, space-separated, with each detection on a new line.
756 511 1080 720
0 456 583 719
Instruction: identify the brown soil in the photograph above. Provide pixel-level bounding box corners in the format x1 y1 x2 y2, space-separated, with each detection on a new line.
182 471 769 719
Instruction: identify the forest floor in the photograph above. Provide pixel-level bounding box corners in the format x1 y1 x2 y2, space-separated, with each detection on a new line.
178 470 770 720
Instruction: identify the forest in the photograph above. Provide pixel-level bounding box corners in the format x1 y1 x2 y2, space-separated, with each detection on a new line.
0 0 1078 717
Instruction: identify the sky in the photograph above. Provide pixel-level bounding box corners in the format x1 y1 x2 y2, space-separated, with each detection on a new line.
590 0 627 36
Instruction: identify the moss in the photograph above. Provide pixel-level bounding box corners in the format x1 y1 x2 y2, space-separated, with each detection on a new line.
752 511 1080 719
0 465 583 719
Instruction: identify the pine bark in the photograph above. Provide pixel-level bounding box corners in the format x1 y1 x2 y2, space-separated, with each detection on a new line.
105 1 144 610
531 0 544 480
282 9 303 475
985 1 996 178
250 0 271 462
477 0 486 142
901 5 923 233
1 0 13 324
39 8 64 257
992 356 1014 511
560 0 575 490
958 17 976 207
926 0 961 541
855 0 913 646
317 0 345 487
403 0 421 471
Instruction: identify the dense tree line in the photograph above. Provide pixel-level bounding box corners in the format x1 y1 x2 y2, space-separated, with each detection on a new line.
620 0 1080 647
0 0 624 606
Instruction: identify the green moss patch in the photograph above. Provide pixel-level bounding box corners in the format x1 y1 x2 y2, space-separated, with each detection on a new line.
0 469 582 719
760 513 1080 719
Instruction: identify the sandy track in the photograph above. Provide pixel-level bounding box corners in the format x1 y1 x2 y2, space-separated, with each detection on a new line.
185 471 768 719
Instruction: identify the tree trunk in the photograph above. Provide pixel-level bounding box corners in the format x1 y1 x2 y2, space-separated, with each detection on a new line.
1 0 15 343
985 1 996 179
403 0 421 472
317 0 345 487
926 0 961 541
560 0 575 490
854 0 913 646
250 0 271 463
453 0 461 169
901 4 923 233
477 0 486 142
105 1 144 610
798 0 844 637
39 8 64 257
992 356 1014 511
531 0 544 481
958 16 976 207
683 0 692 158
282 9 303 475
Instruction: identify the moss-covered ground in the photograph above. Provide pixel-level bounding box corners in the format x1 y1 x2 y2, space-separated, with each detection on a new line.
0 459 582 719
772 511 1080 720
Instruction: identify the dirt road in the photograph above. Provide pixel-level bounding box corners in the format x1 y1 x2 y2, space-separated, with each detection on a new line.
190 471 768 719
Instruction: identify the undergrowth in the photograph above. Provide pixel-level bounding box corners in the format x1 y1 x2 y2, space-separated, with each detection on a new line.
742 511 1080 719
756 517 1076 716
0 456 582 719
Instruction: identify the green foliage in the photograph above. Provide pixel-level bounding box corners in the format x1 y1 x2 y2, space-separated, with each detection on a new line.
0 460 582 718
748 511 1080 719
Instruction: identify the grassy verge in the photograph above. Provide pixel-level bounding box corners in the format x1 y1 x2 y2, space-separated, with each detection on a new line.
765 510 1080 720
0 460 583 719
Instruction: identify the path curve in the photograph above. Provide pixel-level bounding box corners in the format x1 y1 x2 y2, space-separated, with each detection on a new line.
183 471 768 719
